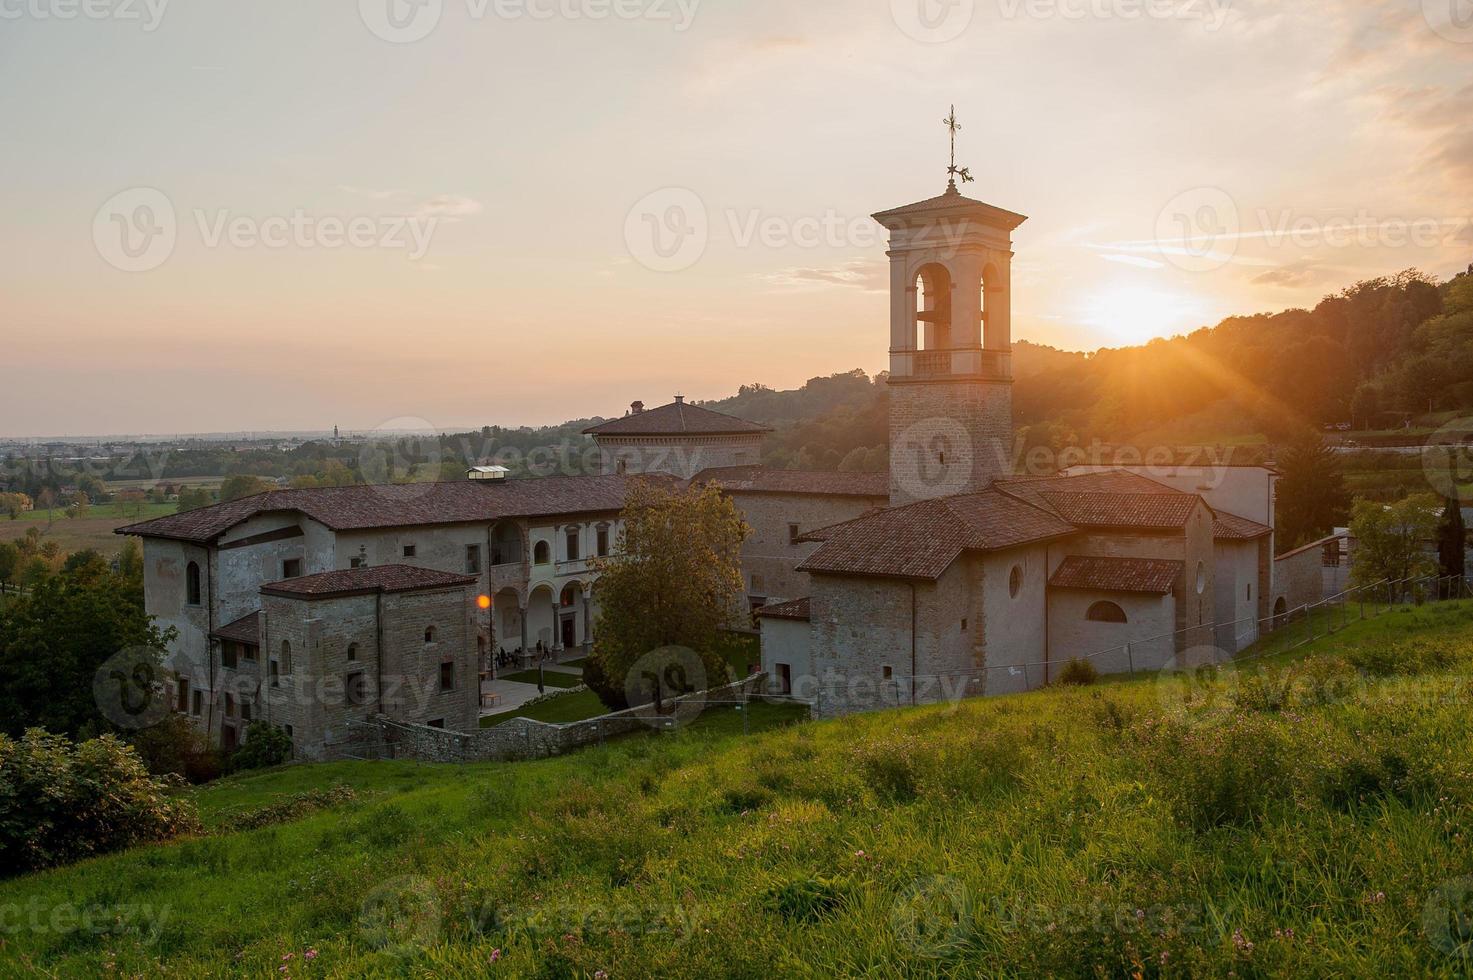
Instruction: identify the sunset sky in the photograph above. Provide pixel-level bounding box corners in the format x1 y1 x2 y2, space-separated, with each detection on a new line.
2 0 1470 436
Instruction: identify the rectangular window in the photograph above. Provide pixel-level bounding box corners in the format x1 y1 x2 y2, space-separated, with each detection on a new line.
269 660 280 687
176 677 189 713
242 644 257 662
281 558 302 579
284 725 293 740
221 642 237 669
883 665 893 680
788 524 801 546
402 545 416 558
240 699 252 722
565 529 580 562
350 557 365 569
439 661 455 692
466 544 482 574
751 573 764 592
191 690 202 716
597 527 609 557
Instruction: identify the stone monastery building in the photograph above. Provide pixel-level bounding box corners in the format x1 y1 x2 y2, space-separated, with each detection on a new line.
121 175 1287 753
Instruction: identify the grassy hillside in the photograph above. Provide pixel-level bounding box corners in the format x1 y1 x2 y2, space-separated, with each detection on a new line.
4 605 1473 977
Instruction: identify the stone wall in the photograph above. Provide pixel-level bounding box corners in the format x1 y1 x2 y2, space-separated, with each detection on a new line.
363 674 771 764
598 434 765 479
1274 543 1326 619
260 585 478 762
887 379 1012 506
727 490 889 604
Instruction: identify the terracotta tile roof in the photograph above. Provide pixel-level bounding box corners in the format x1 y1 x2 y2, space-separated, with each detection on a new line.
1049 556 1184 595
693 466 889 499
117 474 672 545
994 470 1184 509
756 597 811 621
1036 491 1199 530
797 489 1076 581
261 564 477 599
1214 511 1273 540
583 400 771 436
211 611 261 646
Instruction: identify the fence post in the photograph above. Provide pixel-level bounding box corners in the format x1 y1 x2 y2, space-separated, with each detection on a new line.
1126 643 1135 677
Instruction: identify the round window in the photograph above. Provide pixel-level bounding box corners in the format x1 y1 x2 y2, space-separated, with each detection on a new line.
1009 565 1023 599
1195 562 1207 595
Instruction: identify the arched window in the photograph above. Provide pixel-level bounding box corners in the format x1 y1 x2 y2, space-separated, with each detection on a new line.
424 626 437 644
1086 601 1128 624
913 263 953 355
186 562 201 606
533 541 551 565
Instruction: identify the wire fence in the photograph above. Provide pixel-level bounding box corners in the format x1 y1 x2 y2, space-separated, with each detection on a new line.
793 574 1471 715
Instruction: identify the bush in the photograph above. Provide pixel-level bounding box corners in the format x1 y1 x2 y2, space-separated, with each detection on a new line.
1129 715 1294 829
0 729 199 875
1347 640 1455 678
1056 658 1099 686
226 722 294 773
129 714 224 784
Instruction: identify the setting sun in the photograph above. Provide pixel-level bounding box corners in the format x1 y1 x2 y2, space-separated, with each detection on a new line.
1079 285 1212 347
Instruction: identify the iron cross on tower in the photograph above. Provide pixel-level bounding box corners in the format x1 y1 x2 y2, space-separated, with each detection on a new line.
944 105 973 190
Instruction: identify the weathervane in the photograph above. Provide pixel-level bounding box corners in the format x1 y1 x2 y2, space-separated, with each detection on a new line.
944 105 973 190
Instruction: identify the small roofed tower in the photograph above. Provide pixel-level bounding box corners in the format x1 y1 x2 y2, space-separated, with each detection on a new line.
584 396 772 479
874 175 1027 506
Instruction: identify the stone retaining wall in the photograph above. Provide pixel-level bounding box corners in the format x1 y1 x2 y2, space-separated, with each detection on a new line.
368 674 770 763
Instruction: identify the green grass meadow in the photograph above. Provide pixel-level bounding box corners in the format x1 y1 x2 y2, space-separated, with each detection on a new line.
4 604 1473 976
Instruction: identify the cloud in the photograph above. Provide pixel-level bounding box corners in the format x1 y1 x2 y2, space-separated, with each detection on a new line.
1099 253 1166 270
414 195 484 219
759 258 886 292
1251 261 1323 288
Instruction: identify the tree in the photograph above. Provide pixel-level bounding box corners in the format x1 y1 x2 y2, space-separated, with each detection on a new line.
1274 432 1351 551
0 561 176 737
0 492 30 520
219 475 275 503
1349 494 1440 592
176 487 213 512
584 482 749 711
1438 492 1467 584
0 542 17 592
64 491 90 519
36 488 56 526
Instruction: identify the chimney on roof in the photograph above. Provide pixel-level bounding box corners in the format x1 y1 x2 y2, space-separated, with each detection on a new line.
631 401 644 414
674 395 685 404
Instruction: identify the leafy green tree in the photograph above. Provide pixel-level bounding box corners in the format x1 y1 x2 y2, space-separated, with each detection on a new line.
1349 494 1440 590
0 541 17 592
1275 432 1351 550
219 475 275 502
176 486 214 512
584 482 749 711
64 491 90 519
0 562 175 737
1438 492 1466 583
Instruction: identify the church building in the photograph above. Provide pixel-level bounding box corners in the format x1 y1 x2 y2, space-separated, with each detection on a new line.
754 175 1278 717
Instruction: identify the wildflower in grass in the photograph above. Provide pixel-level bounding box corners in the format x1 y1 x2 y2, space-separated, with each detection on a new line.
304 949 318 961
490 949 502 963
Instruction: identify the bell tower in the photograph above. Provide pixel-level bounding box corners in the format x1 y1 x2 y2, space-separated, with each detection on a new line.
874 108 1027 506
